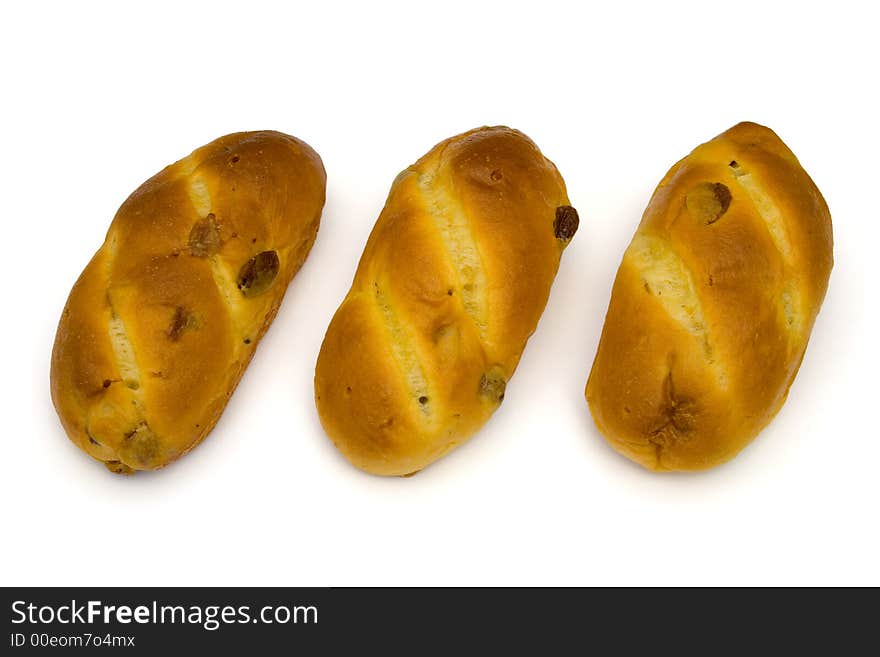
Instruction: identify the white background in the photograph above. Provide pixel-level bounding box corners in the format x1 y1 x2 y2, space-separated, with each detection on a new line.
1 1 877 586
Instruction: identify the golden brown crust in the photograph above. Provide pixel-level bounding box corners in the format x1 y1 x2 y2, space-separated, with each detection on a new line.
51 131 326 473
315 126 577 476
586 122 833 471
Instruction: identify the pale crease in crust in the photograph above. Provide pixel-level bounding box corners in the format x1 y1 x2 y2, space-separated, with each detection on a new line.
187 176 212 218
780 284 801 333
106 312 141 391
625 233 728 390
730 160 803 335
729 162 792 261
626 234 707 338
208 257 237 311
372 283 431 417
104 226 142 393
416 166 489 340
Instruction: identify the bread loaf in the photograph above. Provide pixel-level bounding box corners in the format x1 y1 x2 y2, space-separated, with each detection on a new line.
315 126 578 476
586 122 832 471
51 131 326 473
